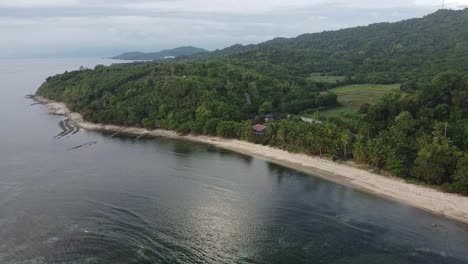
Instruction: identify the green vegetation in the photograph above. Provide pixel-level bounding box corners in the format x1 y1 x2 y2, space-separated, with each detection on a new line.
308 73 346 84
180 9 468 86
317 84 400 119
38 61 338 129
331 84 400 109
37 9 468 195
319 106 354 119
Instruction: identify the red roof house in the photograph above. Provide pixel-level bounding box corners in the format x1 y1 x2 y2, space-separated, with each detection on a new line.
253 124 267 134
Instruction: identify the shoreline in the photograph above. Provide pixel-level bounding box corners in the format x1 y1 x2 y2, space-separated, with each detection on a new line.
33 95 468 225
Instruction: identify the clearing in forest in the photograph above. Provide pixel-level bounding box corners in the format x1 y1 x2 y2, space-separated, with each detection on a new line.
321 84 400 118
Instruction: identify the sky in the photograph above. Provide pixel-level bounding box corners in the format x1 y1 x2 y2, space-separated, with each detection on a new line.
1 0 468 58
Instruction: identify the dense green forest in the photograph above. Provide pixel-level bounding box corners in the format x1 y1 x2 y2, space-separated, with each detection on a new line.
180 9 468 87
37 9 468 195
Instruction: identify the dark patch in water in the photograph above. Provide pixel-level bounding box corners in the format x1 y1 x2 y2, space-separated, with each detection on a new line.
54 119 80 139
108 131 122 138
67 141 98 151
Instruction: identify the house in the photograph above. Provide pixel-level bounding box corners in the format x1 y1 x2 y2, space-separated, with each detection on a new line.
265 114 275 123
253 124 267 135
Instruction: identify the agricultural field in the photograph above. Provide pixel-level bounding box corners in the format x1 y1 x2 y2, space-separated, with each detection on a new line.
319 84 401 118
319 106 354 119
308 73 346 83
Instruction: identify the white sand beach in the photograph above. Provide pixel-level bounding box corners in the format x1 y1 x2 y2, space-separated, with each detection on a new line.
34 95 468 225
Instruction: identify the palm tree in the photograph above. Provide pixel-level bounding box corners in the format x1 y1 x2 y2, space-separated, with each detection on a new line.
340 129 352 158
277 120 288 148
367 139 383 169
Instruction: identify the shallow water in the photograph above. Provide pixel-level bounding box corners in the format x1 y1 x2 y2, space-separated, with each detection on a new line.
0 58 468 264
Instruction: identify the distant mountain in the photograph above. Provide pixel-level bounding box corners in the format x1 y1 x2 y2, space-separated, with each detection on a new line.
111 46 208 61
176 43 256 61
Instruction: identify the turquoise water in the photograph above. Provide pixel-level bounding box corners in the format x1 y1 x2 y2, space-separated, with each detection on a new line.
0 59 467 264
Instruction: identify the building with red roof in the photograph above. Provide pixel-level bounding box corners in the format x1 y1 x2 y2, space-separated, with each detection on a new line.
252 124 267 135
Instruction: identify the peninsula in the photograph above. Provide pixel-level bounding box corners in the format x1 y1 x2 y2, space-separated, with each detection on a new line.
36 9 468 222
111 46 207 61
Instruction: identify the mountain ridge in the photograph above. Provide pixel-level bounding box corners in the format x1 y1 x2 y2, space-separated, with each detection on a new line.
111 46 208 61
176 8 468 85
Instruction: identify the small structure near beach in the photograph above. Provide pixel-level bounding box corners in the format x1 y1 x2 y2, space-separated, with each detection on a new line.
265 114 275 123
253 124 267 135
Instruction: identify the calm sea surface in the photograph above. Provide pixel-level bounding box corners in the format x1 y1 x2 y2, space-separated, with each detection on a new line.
0 58 468 264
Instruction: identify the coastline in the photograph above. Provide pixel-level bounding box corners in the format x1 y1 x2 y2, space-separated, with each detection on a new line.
34 95 468 225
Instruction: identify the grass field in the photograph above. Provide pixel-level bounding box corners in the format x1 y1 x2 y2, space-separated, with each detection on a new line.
319 84 401 118
319 106 354 119
308 73 346 83
330 84 400 110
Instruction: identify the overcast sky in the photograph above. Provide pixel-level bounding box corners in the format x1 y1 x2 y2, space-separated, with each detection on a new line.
1 0 467 58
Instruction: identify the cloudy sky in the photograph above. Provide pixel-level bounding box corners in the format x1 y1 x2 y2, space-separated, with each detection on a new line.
1 0 467 58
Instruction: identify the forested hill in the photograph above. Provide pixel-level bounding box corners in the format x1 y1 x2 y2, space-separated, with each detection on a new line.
176 43 256 62
111 46 207 61
180 9 468 86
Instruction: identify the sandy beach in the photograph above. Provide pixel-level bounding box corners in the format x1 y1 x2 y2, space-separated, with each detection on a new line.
34 95 468 225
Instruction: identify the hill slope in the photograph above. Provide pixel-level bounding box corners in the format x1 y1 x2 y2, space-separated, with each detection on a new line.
181 9 468 86
112 46 208 61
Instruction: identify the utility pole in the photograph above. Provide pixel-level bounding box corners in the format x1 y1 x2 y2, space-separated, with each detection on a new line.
442 0 445 9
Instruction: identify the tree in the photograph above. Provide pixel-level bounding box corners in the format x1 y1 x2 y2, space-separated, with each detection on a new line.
411 136 457 184
216 121 237 138
427 71 463 105
339 129 352 158
353 138 368 164
258 101 273 115
204 118 220 135
367 138 384 169
450 153 468 195
385 150 407 177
